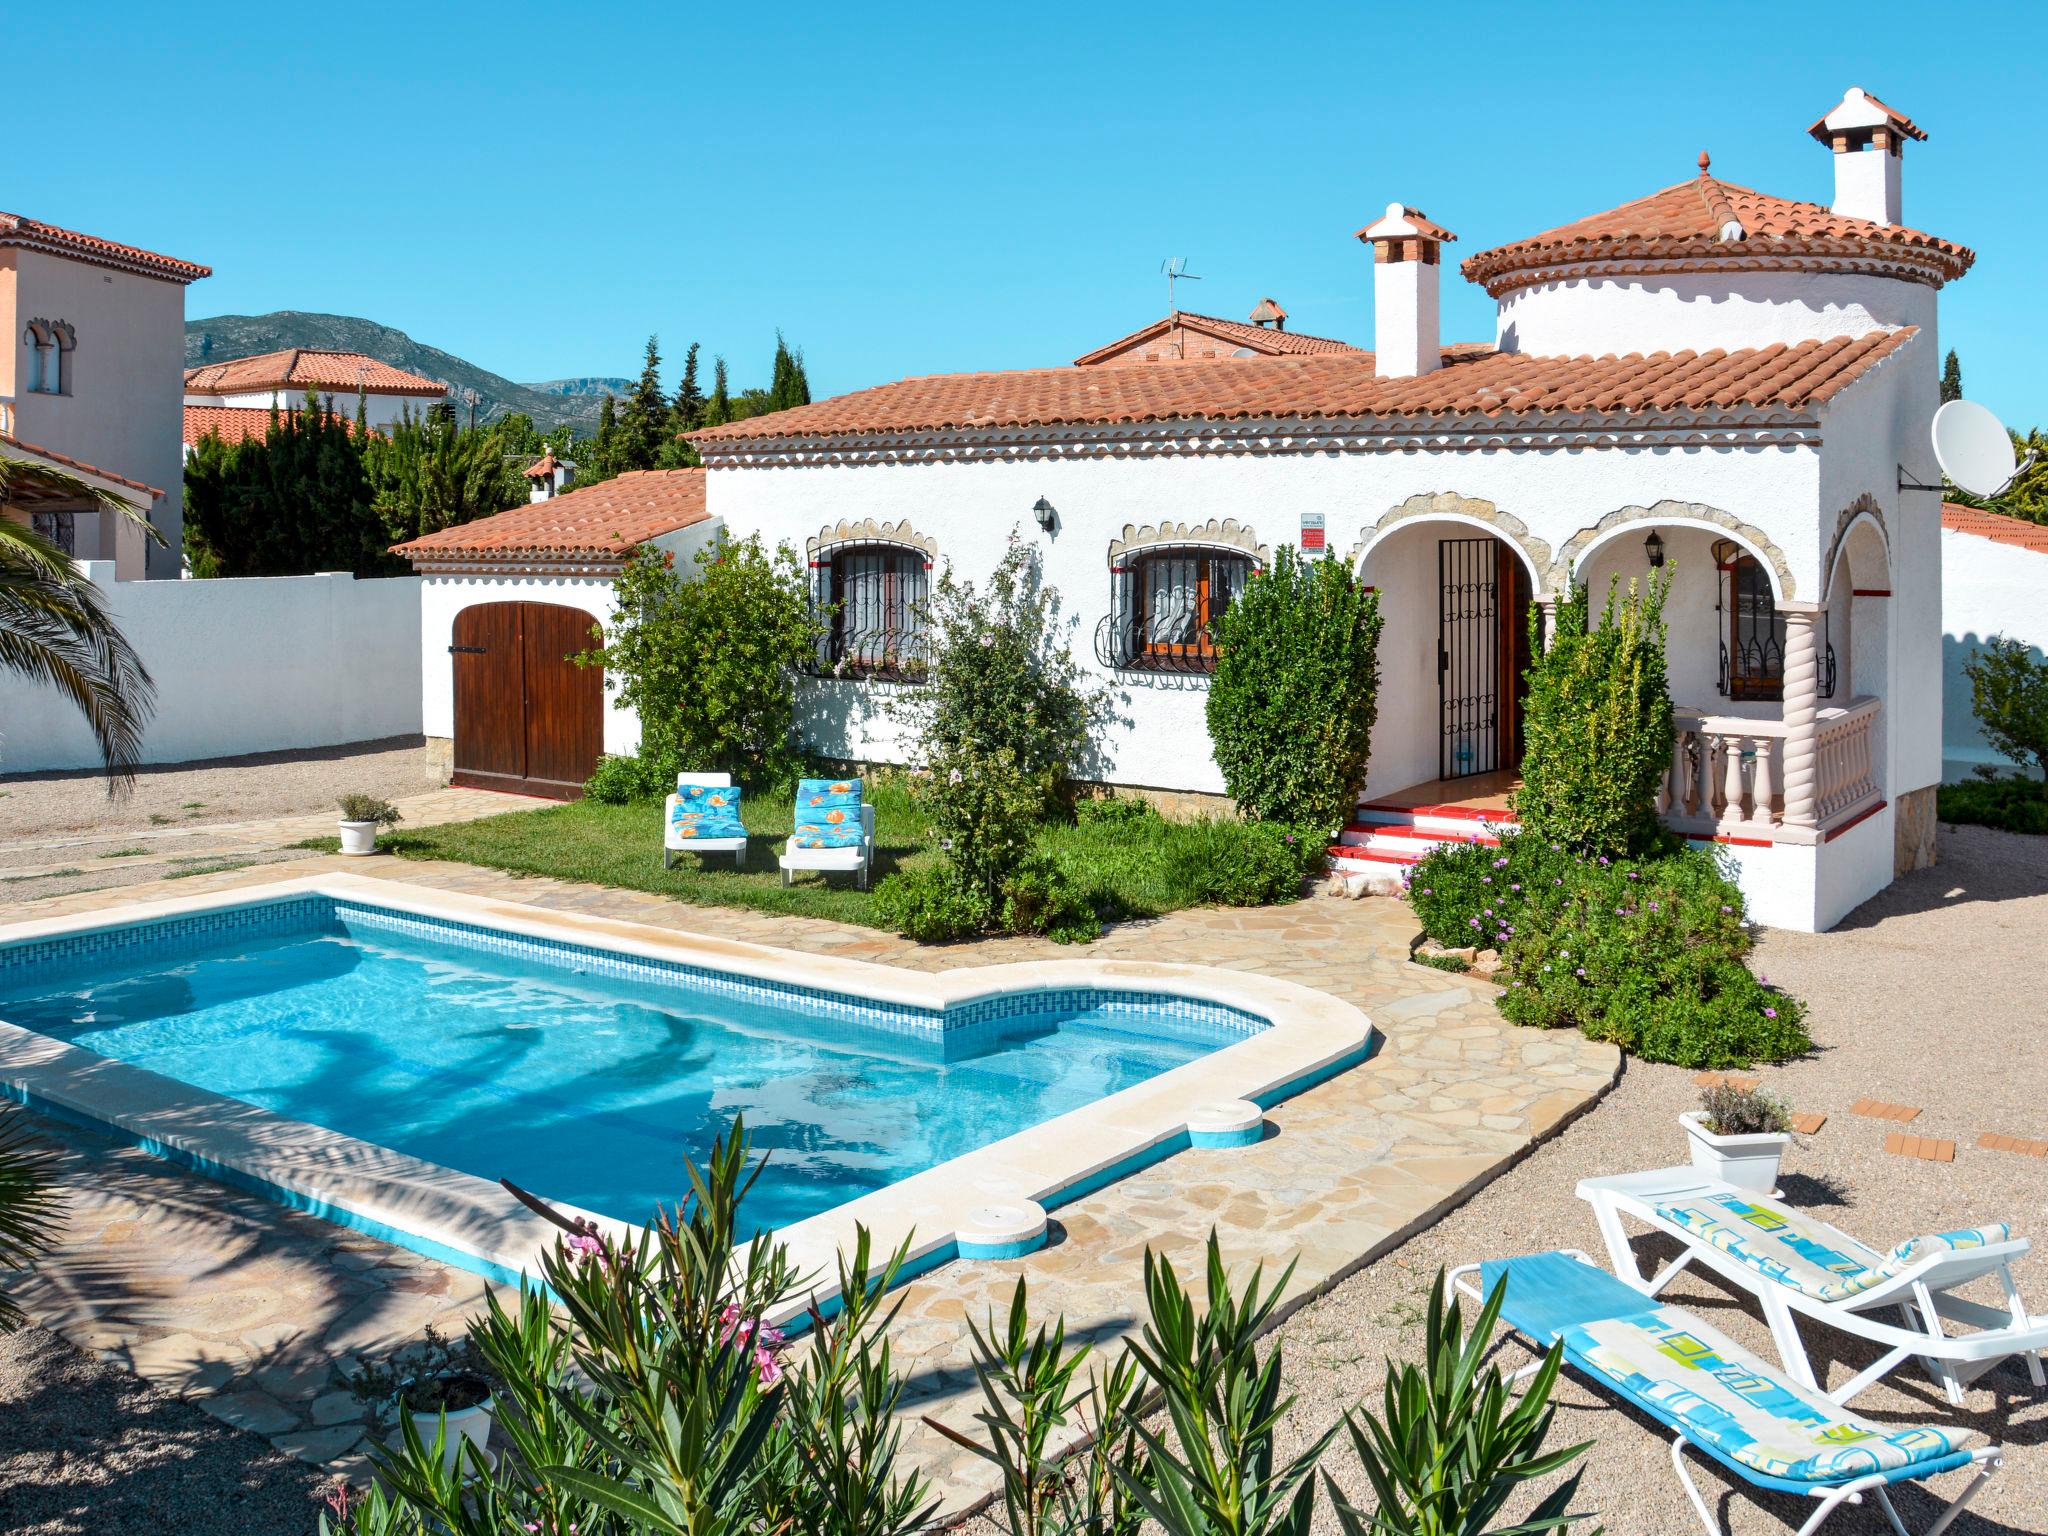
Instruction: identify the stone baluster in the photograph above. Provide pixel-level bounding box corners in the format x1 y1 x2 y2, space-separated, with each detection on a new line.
1778 605 1824 831
1696 730 1717 820
1720 735 1747 823
1749 738 1776 826
1535 595 1560 652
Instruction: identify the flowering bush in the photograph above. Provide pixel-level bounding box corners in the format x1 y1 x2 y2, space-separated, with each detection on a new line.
1408 835 1808 1068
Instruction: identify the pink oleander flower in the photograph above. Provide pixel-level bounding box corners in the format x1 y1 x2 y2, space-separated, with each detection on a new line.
565 1232 604 1265
1576 967 1586 977
754 1345 783 1386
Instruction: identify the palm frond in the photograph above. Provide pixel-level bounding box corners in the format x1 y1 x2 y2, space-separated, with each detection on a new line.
0 452 164 543
0 1105 64 1333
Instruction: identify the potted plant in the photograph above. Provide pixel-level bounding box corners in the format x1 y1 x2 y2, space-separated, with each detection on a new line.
1681 1082 1794 1192
346 1326 495 1474
336 793 401 856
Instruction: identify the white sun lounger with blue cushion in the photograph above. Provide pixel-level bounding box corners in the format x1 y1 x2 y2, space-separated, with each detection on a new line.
1449 1251 2002 1536
1577 1168 2048 1406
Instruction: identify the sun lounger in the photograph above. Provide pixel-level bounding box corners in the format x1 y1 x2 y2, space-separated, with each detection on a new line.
1448 1250 2001 1536
664 773 749 869
778 777 874 890
1577 1167 2048 1406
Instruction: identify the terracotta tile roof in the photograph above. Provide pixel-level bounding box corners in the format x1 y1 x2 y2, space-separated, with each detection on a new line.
523 451 561 479
1941 501 2048 554
1357 205 1459 244
182 404 374 446
691 330 1916 447
0 211 210 284
1807 87 1927 145
1075 311 1361 366
393 468 709 569
0 431 163 502
184 349 446 398
1461 166 1972 295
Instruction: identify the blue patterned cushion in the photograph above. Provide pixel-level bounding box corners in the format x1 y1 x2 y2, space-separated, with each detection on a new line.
791 778 863 849
1657 1195 2010 1304
1565 1305 1974 1482
670 783 745 841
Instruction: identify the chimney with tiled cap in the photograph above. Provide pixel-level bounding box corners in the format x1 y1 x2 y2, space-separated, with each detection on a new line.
1248 297 1287 332
1357 204 1456 378
1808 86 1925 226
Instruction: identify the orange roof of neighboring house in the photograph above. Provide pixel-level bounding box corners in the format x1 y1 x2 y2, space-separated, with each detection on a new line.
691 330 1917 448
1461 165 1973 295
182 404 376 446
1074 311 1360 366
1941 501 2048 554
184 349 446 398
0 211 210 284
393 468 710 570
524 451 561 479
0 430 163 502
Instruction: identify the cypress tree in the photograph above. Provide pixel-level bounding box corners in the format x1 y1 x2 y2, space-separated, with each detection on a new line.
767 331 812 412
1940 349 1963 404
672 341 705 432
618 335 666 470
706 356 731 426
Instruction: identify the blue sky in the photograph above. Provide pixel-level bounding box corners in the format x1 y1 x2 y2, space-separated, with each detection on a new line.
19 1 2047 423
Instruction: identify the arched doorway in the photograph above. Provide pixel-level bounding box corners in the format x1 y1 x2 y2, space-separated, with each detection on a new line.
451 602 603 798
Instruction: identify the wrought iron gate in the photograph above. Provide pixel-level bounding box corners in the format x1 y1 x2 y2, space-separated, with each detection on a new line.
1438 538 1499 780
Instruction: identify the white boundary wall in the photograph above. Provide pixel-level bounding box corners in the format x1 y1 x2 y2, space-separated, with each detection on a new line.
0 566 422 775
1941 525 2048 782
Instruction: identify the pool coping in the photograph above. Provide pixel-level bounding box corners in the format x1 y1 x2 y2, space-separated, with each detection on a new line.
0 873 1375 1311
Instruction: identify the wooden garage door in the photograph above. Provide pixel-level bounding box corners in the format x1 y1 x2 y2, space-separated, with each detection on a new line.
450 602 602 798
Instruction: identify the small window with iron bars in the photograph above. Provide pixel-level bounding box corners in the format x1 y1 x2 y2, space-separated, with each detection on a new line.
1714 540 1834 702
811 540 930 679
1094 547 1255 674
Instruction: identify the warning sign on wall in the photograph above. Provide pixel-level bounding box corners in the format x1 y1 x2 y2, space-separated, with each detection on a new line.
1300 512 1326 552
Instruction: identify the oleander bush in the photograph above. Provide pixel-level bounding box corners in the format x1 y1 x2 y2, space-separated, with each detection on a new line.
1962 635 2048 781
1410 835 1809 1069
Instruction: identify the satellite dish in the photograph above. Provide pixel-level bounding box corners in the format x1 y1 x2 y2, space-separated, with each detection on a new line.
1932 399 2024 497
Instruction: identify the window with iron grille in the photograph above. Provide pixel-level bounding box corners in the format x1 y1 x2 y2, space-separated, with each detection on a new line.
1715 541 1834 702
1095 547 1253 674
812 541 929 678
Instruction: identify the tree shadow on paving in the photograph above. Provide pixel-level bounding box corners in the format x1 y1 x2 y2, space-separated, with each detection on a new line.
1827 822 2048 931
0 1325 330 1536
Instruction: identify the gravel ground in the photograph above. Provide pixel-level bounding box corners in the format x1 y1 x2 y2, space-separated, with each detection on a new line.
0 1325 332 1535
0 738 440 850
3 823 2043 1535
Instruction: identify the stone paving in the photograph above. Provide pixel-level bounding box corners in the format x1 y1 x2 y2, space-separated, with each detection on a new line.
0 855 1619 1509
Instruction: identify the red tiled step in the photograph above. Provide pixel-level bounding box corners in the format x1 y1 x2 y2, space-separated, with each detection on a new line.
1356 798 1519 826
1339 822 1500 848
1326 843 1423 867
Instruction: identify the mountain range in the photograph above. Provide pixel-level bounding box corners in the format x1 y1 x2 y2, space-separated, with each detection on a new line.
182 312 626 433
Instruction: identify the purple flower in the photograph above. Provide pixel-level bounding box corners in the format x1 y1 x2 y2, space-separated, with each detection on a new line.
1597 856 1610 866
1763 1006 1778 1018
1625 871 1639 880
1421 888 1433 895
1554 877 1563 885
1575 967 1587 977
1720 905 1732 914
1510 883 1521 891
1493 857 1510 869
1481 876 1493 884
1648 902 1660 912
1469 918 1481 930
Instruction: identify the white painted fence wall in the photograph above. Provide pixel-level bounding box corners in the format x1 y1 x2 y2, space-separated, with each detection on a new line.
1942 525 2048 782
0 566 422 775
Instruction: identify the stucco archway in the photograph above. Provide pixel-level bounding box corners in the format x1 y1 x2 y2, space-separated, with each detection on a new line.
1560 501 1795 602
1347 493 1553 596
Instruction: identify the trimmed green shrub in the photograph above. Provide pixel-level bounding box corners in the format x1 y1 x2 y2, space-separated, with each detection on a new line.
1208 546 1383 832
1937 774 2048 835
872 864 993 942
1075 793 1157 828
1409 835 1809 1068
1159 819 1320 907
1513 575 1674 856
581 535 823 789
1000 851 1101 944
1962 635 2048 780
582 752 672 805
873 850 1101 945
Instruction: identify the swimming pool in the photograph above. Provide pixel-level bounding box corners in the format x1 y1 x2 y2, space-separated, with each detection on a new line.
0 877 1374 1285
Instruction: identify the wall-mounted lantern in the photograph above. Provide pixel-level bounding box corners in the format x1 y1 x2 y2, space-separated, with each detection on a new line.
1643 530 1666 569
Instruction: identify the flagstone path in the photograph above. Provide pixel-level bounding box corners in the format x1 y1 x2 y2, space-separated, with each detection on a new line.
0 856 1618 1511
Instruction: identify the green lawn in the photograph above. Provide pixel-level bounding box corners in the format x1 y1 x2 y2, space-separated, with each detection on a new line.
302 778 1308 934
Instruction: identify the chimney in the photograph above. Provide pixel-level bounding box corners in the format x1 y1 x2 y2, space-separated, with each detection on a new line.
1358 204 1456 378
1807 86 1925 226
1248 297 1287 332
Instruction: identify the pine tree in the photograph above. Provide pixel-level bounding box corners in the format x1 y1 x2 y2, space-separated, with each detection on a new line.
705 356 732 427
618 335 667 470
671 342 705 432
1940 349 1963 404
767 332 812 412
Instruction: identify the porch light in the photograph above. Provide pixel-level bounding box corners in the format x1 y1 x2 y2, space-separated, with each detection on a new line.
1032 496 1057 532
1643 530 1666 568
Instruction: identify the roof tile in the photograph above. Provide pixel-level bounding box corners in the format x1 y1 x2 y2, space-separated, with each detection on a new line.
1075 311 1360 366
1941 502 2048 554
690 331 1917 447
393 468 708 568
185 349 446 397
0 212 210 284
0 431 163 501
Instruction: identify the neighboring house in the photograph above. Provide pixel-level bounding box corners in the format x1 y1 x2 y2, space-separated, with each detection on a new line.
1940 502 2048 781
181 401 376 457
1 211 211 579
681 86 1966 932
523 450 576 501
183 348 446 432
393 468 719 795
1073 302 1361 365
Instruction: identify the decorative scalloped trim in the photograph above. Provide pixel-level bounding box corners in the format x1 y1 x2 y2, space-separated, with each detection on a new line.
1347 493 1555 591
1468 242 1969 299
804 517 938 562
1822 493 1891 600
1556 500 1796 599
1108 517 1269 565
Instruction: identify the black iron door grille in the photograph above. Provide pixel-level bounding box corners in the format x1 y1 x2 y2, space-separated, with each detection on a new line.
1438 538 1499 780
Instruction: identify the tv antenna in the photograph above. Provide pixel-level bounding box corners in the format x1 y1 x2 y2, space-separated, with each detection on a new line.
1161 256 1202 313
1908 398 2039 498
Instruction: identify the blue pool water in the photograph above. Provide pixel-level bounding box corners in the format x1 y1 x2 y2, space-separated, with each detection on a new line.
0 902 1243 1232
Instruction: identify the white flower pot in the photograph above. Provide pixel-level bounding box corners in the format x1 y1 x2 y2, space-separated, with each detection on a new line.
1681 1111 1790 1193
338 820 380 856
405 1394 494 1474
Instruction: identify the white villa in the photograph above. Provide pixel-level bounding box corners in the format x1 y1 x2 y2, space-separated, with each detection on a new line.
183 347 447 433
401 86 1973 933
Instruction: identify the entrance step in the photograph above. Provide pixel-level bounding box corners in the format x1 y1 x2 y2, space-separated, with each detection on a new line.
1328 797 1519 877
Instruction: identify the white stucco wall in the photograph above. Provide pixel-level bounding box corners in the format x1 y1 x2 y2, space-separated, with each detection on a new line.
1941 526 2048 781
183 388 446 432
5 248 192 578
1495 270 1937 361
0 568 421 775
706 435 1826 798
